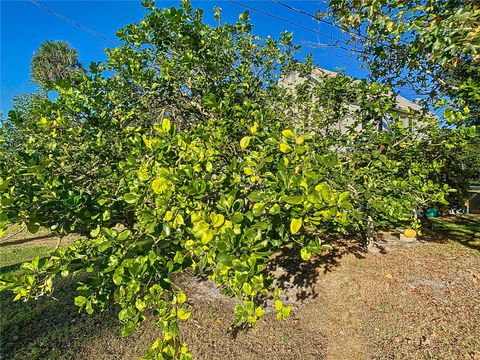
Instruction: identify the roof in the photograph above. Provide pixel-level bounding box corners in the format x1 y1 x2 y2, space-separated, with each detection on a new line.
394 94 422 112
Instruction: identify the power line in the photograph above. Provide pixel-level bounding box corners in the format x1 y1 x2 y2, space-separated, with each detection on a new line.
270 0 368 43
271 0 415 56
224 0 365 55
269 0 355 47
272 0 335 25
27 0 120 46
27 0 364 55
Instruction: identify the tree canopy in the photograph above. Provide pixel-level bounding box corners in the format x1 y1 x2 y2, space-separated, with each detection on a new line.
326 0 480 124
31 40 84 89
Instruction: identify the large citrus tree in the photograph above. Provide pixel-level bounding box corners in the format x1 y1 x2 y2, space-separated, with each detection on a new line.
0 1 473 358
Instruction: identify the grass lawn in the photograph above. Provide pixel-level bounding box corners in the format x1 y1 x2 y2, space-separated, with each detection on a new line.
0 215 479 360
429 214 480 251
0 228 118 360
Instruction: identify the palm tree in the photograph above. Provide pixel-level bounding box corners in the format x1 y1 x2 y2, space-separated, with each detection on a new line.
30 40 84 88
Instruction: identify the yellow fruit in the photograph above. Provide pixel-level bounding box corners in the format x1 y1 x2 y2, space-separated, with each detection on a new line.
404 229 417 238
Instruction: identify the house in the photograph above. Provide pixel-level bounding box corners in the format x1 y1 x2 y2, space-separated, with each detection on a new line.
282 68 478 215
466 185 480 213
280 68 423 132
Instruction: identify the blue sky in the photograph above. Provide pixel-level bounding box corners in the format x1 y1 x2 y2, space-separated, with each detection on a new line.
0 0 377 114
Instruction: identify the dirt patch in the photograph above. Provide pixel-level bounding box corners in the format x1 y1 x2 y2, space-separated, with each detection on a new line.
80 275 326 360
180 300 325 360
315 243 480 360
79 240 479 360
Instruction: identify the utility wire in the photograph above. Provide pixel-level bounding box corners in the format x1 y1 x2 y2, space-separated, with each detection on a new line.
270 0 368 43
27 0 120 46
27 0 364 55
271 0 413 54
269 0 355 47
224 0 366 55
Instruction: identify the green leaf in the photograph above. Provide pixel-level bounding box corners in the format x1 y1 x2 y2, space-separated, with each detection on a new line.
173 214 185 228
205 161 213 172
118 229 131 241
177 292 187 304
216 254 234 270
124 193 139 204
192 221 214 244
247 191 264 202
136 298 146 311
281 129 295 139
161 118 171 133
121 321 135 337
177 308 191 321
151 177 170 194
300 247 311 261
240 136 251 149
174 251 184 264
269 203 281 215
315 182 332 202
74 296 87 307
210 213 225 228
338 191 350 203
244 167 255 175
284 195 303 205
113 267 124 285
279 143 292 153
280 306 292 318
85 300 94 315
242 282 252 295
232 212 244 223
290 218 302 235
252 203 265 217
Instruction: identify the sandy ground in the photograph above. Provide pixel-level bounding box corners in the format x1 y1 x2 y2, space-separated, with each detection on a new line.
81 240 480 360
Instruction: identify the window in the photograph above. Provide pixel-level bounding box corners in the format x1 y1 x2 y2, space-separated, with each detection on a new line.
381 113 395 130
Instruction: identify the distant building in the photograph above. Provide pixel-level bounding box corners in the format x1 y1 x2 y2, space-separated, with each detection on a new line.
280 68 424 132
466 186 480 213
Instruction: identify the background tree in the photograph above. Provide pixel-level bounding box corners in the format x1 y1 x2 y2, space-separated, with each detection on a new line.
324 0 480 124
323 0 480 210
30 40 84 89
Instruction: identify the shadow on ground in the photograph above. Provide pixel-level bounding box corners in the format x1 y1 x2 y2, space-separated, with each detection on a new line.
2 215 478 359
267 239 366 304
0 234 54 248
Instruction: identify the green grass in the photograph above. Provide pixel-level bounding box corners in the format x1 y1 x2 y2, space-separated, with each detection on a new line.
0 245 56 272
0 234 118 360
429 214 480 251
